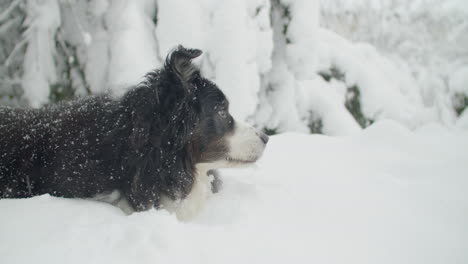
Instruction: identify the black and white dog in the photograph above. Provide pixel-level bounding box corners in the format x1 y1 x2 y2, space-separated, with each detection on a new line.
0 46 268 219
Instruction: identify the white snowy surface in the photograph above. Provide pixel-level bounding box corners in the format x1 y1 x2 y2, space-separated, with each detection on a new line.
1 120 467 264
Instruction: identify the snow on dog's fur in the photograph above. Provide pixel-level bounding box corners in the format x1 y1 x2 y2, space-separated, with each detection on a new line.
0 46 268 220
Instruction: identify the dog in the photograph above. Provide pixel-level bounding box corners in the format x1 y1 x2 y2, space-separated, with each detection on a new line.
0 46 269 220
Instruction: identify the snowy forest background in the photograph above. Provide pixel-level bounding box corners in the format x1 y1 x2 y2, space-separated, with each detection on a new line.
0 0 467 135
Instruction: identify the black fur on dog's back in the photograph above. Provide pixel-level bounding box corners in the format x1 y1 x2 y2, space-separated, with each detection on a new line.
0 46 223 211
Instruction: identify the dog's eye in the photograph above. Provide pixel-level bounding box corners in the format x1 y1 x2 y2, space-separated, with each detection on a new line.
218 110 227 118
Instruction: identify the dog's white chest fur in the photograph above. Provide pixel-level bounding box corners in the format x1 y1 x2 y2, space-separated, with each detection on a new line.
161 164 214 221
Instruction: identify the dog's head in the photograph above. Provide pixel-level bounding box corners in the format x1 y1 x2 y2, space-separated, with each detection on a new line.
128 46 268 169
166 46 269 168
190 76 269 168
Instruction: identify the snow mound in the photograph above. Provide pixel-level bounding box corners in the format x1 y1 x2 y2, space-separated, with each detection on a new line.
1 121 467 264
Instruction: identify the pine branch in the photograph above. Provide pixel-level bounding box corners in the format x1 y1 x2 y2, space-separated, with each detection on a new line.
4 37 27 67
56 33 92 95
0 17 19 35
0 78 22 85
0 0 22 24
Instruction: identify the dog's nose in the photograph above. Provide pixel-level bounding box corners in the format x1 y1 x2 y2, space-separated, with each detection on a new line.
259 132 269 145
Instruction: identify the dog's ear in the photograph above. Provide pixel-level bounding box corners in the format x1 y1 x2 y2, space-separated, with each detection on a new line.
165 45 202 86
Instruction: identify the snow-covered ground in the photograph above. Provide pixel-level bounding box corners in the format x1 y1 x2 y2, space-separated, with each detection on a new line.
1 120 467 264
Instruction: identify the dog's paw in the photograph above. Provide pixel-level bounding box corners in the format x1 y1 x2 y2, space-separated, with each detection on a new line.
207 169 223 194
173 171 212 221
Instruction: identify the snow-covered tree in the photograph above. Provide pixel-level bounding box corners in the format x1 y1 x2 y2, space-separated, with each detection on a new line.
0 0 27 106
